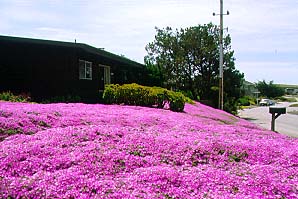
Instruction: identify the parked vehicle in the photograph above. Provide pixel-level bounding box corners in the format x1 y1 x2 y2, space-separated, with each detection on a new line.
259 99 274 106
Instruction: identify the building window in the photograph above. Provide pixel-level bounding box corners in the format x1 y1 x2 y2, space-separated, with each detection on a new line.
79 60 92 80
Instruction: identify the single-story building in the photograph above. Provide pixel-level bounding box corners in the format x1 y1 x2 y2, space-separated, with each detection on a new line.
275 84 298 95
0 35 145 102
285 88 298 95
242 80 259 97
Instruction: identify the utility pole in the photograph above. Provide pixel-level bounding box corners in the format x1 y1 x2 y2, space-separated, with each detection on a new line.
219 0 224 110
213 0 229 110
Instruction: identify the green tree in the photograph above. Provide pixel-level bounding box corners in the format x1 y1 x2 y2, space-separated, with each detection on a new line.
142 58 164 87
145 23 244 113
256 80 285 98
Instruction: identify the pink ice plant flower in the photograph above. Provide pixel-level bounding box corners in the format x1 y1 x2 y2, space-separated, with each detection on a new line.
0 101 297 198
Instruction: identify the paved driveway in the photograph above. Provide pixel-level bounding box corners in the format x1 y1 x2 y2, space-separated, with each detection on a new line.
238 102 298 137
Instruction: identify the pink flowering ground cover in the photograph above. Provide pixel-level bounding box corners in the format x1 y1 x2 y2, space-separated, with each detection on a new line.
0 101 297 198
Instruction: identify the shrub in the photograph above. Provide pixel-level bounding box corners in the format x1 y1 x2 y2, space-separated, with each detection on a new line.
224 98 238 115
166 91 186 112
238 96 256 106
0 91 31 102
178 90 194 100
102 84 120 104
102 83 191 112
276 96 287 102
42 95 81 103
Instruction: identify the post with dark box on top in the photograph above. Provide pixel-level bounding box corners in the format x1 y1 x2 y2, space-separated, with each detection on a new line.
269 107 286 132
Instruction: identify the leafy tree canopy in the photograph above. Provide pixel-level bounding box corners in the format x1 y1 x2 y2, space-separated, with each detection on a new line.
144 23 244 113
256 80 285 98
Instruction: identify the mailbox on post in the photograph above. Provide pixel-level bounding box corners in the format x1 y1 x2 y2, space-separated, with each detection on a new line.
269 107 286 132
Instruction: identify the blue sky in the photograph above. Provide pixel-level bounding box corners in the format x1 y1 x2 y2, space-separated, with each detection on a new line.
1 0 298 84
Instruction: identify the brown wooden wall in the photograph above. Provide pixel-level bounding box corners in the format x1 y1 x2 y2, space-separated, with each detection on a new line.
0 37 145 103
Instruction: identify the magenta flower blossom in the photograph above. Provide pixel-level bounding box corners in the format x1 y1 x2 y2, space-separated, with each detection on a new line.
0 101 297 198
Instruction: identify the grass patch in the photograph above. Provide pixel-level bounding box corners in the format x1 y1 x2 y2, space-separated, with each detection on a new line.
288 110 298 115
286 98 297 102
289 103 298 107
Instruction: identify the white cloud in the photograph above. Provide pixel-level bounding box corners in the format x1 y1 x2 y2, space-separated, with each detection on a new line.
224 0 298 55
0 0 297 84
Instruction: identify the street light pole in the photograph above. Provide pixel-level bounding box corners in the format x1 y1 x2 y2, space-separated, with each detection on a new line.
213 0 229 110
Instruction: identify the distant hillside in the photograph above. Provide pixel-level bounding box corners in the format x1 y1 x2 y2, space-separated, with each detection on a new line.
0 101 297 198
276 84 298 89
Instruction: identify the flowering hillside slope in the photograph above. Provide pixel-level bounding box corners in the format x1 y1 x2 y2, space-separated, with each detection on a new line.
0 101 297 198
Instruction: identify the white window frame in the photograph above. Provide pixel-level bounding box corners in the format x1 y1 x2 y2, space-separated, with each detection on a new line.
79 60 92 80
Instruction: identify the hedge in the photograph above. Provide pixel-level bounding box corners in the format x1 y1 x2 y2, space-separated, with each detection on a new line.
102 83 189 112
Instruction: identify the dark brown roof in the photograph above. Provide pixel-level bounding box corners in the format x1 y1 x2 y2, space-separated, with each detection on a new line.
0 35 144 68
